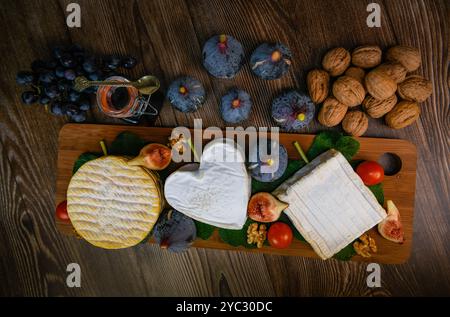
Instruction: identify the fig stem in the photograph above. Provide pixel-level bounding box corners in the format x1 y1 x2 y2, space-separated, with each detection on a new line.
293 141 309 164
100 140 108 156
187 138 200 162
127 155 145 166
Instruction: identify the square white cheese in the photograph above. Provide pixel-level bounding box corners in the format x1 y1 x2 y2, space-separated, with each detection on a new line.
273 149 386 259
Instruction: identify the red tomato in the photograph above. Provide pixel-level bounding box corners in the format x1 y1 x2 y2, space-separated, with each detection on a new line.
356 161 385 186
268 222 293 249
56 200 70 222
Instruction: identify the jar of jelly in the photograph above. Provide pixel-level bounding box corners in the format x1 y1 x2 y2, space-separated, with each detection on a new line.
96 76 158 118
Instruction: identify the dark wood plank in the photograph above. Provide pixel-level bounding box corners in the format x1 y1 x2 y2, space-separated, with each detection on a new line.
0 0 448 296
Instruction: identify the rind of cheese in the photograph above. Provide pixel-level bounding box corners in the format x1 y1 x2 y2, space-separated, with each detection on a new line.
67 156 162 249
273 149 387 259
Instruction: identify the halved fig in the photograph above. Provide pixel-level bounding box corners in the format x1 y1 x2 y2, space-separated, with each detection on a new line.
378 200 405 244
128 143 172 170
247 192 288 223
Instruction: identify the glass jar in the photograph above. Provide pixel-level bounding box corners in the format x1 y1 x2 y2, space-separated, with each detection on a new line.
96 76 158 118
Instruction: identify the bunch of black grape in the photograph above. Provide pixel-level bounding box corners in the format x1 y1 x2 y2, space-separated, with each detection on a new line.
16 44 137 122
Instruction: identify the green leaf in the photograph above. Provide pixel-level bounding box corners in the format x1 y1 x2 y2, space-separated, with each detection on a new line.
251 160 306 194
307 131 343 161
72 152 101 175
335 136 360 161
307 131 359 162
368 183 385 205
218 218 256 248
195 221 216 240
333 243 357 261
109 131 146 157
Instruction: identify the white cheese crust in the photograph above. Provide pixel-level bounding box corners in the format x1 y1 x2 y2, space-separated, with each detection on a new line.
67 156 163 249
273 150 386 259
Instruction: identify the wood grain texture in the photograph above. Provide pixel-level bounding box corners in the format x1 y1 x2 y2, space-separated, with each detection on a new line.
0 0 449 296
55 124 417 264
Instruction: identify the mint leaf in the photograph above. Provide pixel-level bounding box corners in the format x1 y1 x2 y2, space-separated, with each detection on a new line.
195 221 216 240
109 131 146 157
252 160 305 194
333 243 357 261
368 183 385 205
307 131 342 160
72 152 101 175
335 136 360 161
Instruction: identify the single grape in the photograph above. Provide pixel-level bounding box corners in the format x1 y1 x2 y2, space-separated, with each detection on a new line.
64 103 79 116
105 55 121 70
68 90 80 102
55 67 65 78
45 59 58 69
44 84 60 99
57 79 71 92
121 56 137 69
82 58 97 73
21 91 39 105
39 96 50 105
52 46 65 59
79 94 91 111
60 53 77 68
70 111 87 123
16 71 34 85
38 71 56 84
88 71 102 81
64 69 76 81
50 101 65 116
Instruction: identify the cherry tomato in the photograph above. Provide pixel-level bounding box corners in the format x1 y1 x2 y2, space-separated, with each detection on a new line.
356 161 385 186
268 222 293 249
56 200 70 222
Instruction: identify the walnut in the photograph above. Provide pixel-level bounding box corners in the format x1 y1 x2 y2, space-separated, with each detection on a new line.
322 47 351 76
318 97 348 127
247 223 267 248
397 75 432 102
345 67 365 84
332 76 365 107
365 70 397 100
386 45 421 72
342 110 369 137
307 69 330 104
385 100 421 129
374 62 407 84
362 94 397 118
168 133 185 154
353 233 377 258
351 45 382 68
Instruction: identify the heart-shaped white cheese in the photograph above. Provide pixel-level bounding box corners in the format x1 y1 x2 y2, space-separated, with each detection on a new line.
164 138 250 229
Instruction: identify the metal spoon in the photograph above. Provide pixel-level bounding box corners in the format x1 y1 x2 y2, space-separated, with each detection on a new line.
74 75 160 95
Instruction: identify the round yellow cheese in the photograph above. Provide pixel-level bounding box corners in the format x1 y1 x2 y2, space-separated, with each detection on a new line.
67 156 162 249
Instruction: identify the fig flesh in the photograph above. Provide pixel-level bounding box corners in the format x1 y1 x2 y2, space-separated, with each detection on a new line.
378 200 404 244
128 143 172 170
247 192 288 223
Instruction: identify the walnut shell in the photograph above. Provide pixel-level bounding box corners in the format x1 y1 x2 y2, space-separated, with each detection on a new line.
397 75 432 102
322 47 351 76
362 94 397 118
374 62 407 84
342 111 369 137
365 70 397 100
307 69 330 104
351 45 382 68
332 76 365 107
385 100 421 129
386 45 421 72
345 67 365 84
318 97 348 127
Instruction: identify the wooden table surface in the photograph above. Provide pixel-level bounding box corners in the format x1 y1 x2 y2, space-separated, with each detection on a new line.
0 0 449 297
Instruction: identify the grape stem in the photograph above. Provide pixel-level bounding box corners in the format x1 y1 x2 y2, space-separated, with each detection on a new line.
293 141 309 164
100 140 108 156
187 138 200 162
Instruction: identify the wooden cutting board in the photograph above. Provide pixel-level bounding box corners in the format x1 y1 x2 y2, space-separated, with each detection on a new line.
55 124 417 264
